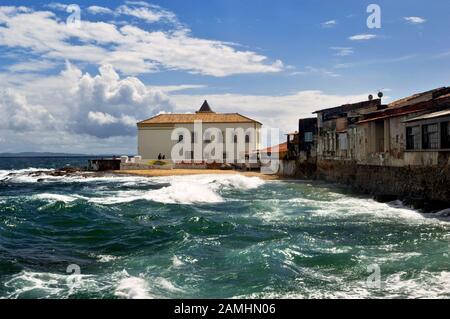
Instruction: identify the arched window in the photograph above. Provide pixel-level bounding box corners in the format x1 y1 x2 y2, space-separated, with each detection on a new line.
234 135 238 143
245 135 250 143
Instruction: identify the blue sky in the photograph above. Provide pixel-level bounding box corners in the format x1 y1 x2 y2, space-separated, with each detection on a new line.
0 0 449 153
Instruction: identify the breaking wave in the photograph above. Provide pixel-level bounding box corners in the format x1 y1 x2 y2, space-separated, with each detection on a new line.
0 168 266 205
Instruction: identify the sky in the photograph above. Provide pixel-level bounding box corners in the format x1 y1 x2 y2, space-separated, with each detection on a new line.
0 0 449 154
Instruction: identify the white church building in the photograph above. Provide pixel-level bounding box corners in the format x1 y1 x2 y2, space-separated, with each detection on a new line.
137 101 262 162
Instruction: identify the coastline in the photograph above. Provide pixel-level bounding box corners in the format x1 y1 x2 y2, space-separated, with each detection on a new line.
114 169 281 181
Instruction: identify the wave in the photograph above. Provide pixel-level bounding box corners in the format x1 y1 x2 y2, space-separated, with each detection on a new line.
0 168 150 184
431 208 450 218
88 174 265 205
171 255 185 268
1 171 266 205
235 270 450 299
283 195 450 225
114 271 152 299
33 193 88 203
2 270 97 299
0 168 264 189
113 270 185 299
2 269 186 299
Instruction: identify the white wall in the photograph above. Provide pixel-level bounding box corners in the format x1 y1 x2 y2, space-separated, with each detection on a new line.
138 122 262 161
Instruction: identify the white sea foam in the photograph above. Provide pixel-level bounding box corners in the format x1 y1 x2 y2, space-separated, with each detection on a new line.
0 168 53 183
154 277 184 293
235 270 450 299
0 168 151 185
97 255 120 263
3 270 96 299
115 275 151 299
33 193 88 203
171 255 185 268
290 194 448 225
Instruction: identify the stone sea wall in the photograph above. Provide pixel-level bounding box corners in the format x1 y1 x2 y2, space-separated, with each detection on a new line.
289 159 450 209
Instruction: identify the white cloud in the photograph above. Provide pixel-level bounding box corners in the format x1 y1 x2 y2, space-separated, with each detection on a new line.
46 3 68 11
330 47 354 57
125 1 152 7
322 20 337 28
87 6 115 15
291 66 340 78
348 34 377 41
404 16 426 25
0 5 284 77
116 4 178 25
0 89 55 131
7 60 57 73
152 84 206 93
68 63 174 138
0 63 174 139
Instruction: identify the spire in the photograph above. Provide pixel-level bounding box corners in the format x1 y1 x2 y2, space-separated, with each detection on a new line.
197 100 214 113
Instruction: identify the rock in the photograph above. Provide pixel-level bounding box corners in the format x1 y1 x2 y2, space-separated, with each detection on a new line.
374 194 398 203
220 163 233 170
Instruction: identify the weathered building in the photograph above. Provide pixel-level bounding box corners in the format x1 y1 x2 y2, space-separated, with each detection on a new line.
314 99 383 162
286 118 318 161
291 87 450 204
356 87 450 166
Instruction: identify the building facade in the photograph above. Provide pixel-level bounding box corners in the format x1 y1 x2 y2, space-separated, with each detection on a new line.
293 87 450 168
137 101 262 162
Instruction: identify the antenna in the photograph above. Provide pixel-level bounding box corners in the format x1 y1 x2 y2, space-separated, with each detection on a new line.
377 92 384 99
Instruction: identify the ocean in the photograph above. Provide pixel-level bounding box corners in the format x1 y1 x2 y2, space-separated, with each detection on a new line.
0 157 449 299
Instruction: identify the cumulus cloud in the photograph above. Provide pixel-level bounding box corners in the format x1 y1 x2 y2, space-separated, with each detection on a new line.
0 89 55 131
66 63 174 138
1 63 174 139
404 16 426 25
348 34 377 41
0 5 283 77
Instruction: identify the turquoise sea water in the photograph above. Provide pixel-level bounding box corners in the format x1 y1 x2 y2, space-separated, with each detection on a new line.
0 157 449 299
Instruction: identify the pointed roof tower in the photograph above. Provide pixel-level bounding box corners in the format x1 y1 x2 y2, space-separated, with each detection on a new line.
197 100 214 113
